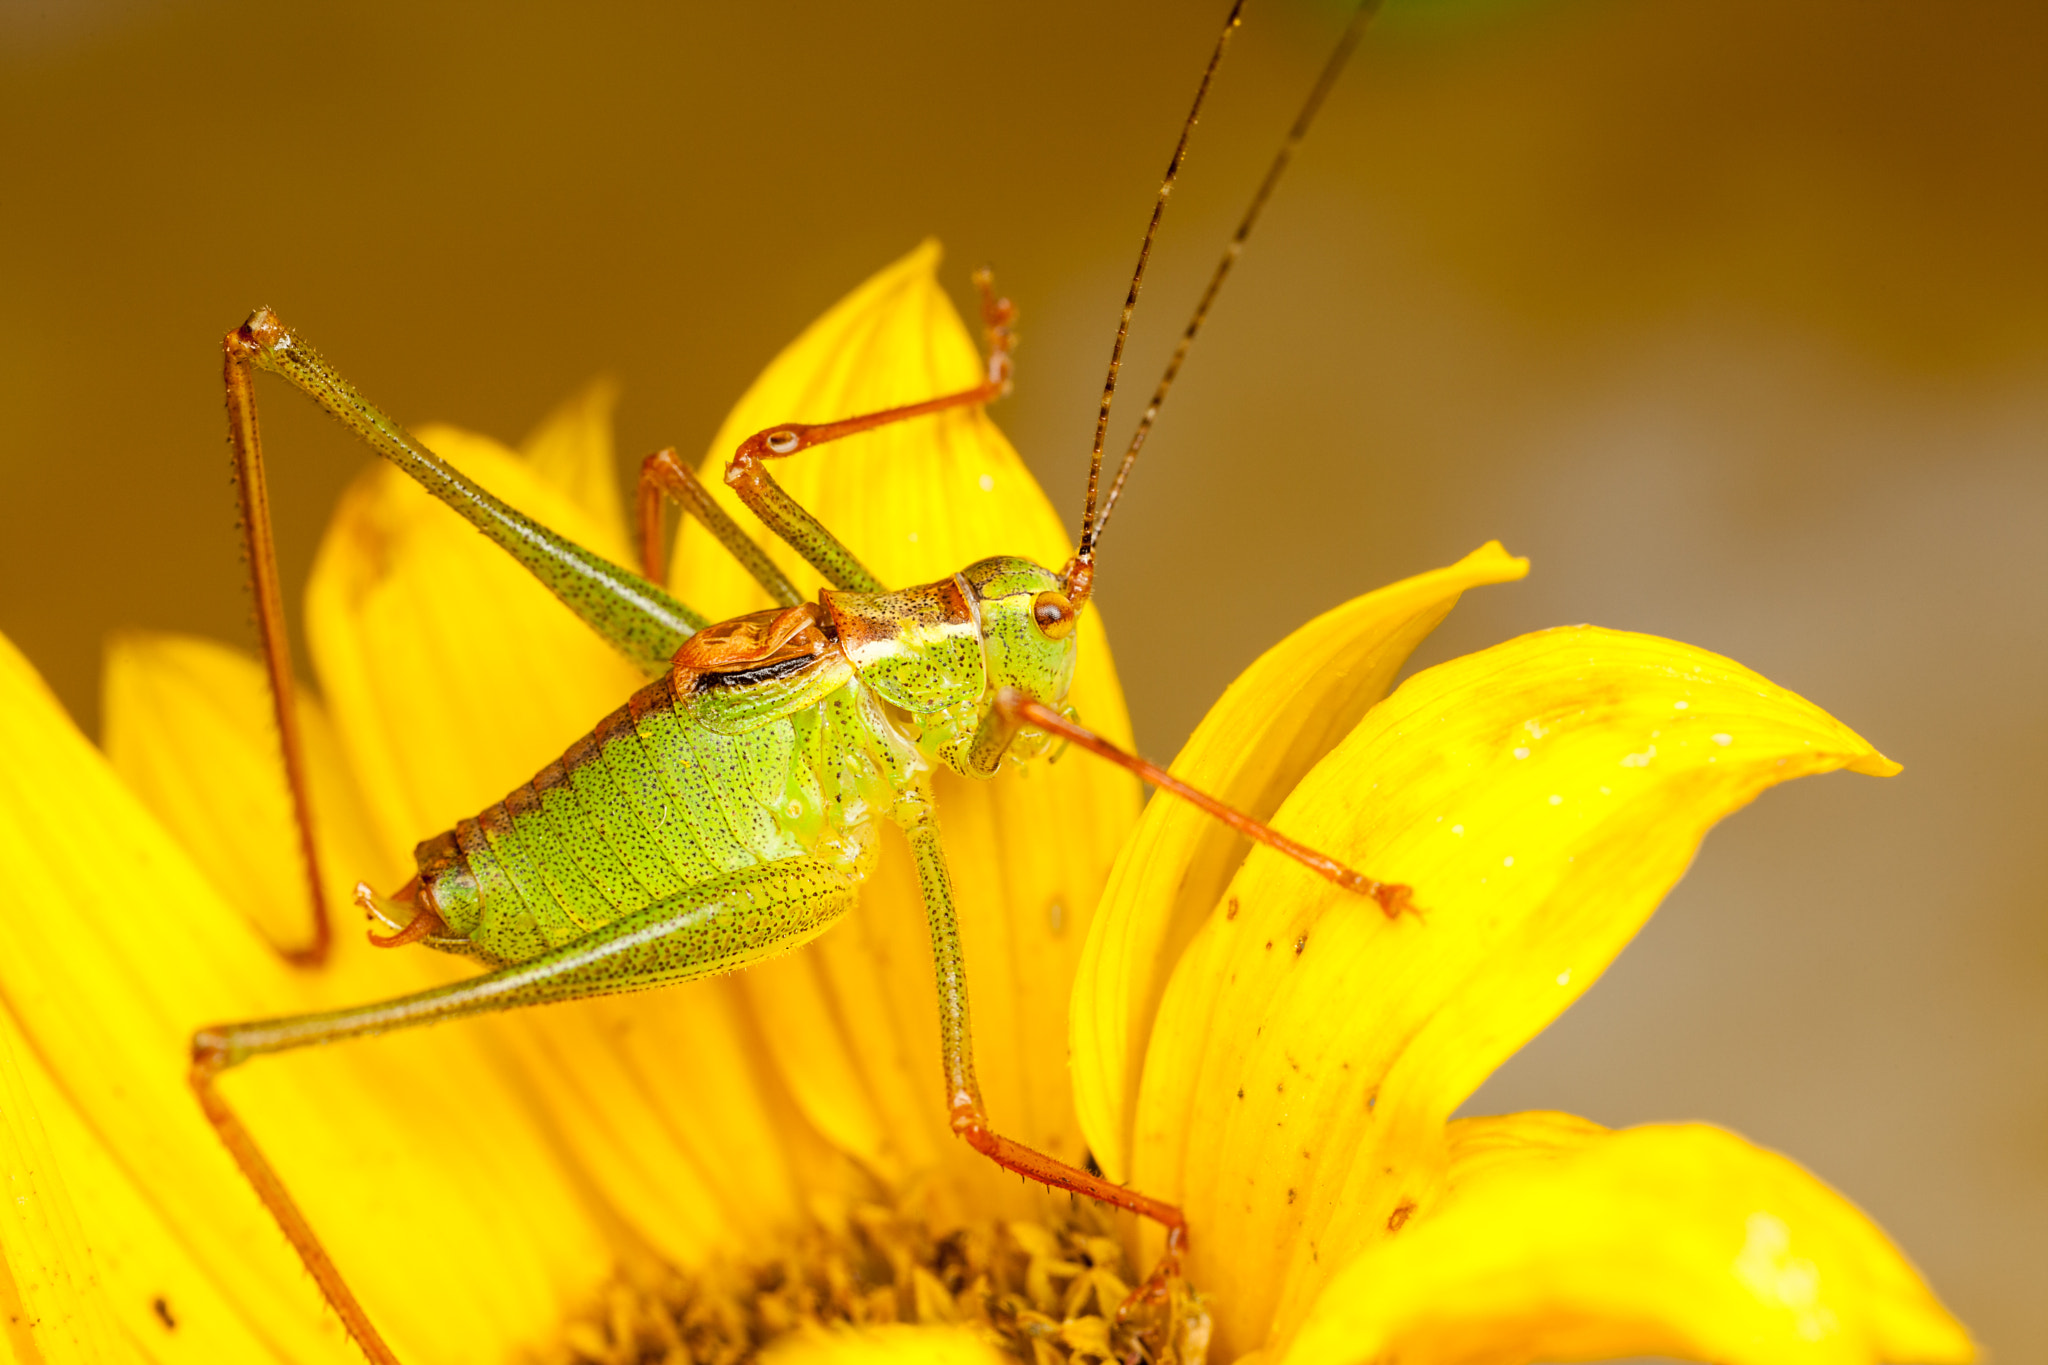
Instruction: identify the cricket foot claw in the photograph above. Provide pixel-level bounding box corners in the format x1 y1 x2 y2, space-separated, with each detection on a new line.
1113 1247 1210 1365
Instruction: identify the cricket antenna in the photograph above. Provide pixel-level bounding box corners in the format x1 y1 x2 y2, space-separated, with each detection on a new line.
1065 0 1248 610
1064 0 1383 609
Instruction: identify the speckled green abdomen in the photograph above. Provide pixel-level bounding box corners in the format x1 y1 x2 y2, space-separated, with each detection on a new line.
413 652 917 967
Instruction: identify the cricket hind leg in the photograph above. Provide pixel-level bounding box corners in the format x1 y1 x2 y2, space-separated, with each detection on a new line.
721 269 1017 594
225 313 710 678
223 334 337 967
190 856 862 1365
219 313 723 969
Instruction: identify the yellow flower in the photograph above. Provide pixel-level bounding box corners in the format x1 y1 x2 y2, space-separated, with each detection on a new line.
0 242 1970 1365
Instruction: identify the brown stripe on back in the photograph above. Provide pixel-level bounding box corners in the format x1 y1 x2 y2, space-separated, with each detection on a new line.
590 703 636 751
627 671 678 723
413 828 464 879
539 751 581 791
476 800 516 842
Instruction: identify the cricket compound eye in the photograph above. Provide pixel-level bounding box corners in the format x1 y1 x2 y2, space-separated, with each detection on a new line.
1031 590 1077 640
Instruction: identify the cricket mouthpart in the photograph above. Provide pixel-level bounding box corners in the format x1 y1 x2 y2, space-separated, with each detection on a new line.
1060 554 1095 612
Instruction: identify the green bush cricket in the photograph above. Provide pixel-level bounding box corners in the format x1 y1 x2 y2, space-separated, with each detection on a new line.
190 5 1398 1361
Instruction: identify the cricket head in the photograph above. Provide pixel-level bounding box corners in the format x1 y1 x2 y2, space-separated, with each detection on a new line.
821 555 1079 780
962 553 1079 714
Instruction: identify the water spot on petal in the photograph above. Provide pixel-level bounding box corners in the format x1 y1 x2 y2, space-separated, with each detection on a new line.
1734 1211 1840 1342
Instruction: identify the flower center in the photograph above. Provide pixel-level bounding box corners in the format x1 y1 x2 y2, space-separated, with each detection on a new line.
548 1202 1211 1365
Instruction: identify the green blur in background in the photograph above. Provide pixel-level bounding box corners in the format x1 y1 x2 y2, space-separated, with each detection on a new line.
2 0 2042 1358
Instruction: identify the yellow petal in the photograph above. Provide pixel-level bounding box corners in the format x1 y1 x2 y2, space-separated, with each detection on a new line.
0 1000 134 1365
519 375 630 545
1134 625 1899 1355
0 984 298 1364
669 241 1141 1217
1282 1113 1973 1365
0 630 614 1362
101 630 401 958
1072 543 1528 1182
305 420 645 856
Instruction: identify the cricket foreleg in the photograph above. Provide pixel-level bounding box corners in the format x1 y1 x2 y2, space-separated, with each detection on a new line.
635 446 803 605
722 270 1018 594
896 804 1190 1273
993 688 1416 918
190 858 860 1365
224 312 708 678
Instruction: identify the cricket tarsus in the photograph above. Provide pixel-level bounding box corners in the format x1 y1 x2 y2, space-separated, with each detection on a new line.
995 690 1415 919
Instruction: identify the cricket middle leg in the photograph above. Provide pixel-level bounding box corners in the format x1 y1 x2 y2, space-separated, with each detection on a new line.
893 800 1190 1273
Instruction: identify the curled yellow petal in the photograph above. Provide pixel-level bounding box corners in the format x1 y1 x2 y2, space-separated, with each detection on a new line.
1072 543 1528 1182
668 241 1140 1218
1134 625 1899 1354
1281 1113 1973 1365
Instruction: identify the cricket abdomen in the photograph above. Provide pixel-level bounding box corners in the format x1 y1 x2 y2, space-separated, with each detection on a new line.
411 645 916 967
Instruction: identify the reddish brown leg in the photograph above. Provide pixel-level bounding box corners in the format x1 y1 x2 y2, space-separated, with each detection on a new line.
635 447 803 606
994 689 1416 919
720 270 1017 594
223 332 332 966
950 1105 1189 1265
190 1047 399 1365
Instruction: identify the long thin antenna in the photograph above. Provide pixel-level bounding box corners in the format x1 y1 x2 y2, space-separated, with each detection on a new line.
1068 0 1248 607
1090 0 1383 548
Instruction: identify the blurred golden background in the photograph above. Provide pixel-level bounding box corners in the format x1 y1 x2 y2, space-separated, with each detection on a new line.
2 0 2042 1358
